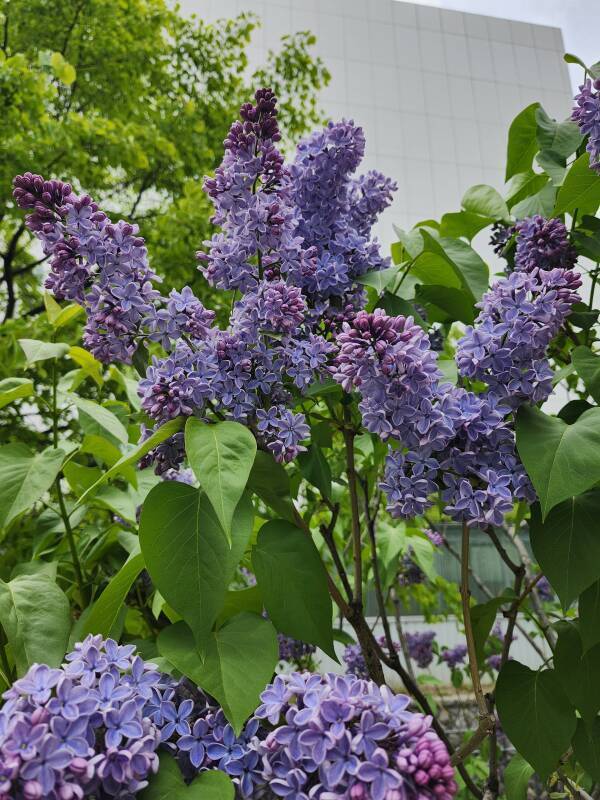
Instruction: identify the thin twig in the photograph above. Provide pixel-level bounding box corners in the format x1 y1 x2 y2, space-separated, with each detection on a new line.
342 416 363 607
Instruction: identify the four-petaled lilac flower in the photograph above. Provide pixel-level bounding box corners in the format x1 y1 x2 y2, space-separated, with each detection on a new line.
20 736 72 794
177 718 209 768
356 747 401 800
105 700 144 748
159 698 193 741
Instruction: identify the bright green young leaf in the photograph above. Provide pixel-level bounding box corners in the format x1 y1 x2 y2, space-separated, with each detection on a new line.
54 304 84 329
535 106 582 158
0 443 68 530
140 752 234 800
530 493 600 609
252 519 335 657
297 445 331 499
79 550 145 639
461 184 510 221
44 290 62 324
66 394 128 444
64 461 103 495
572 346 600 403
408 534 436 583
505 103 541 181
471 593 515 663
438 211 493 240
77 417 185 506
580 580 600 652
0 377 34 409
80 434 137 486
0 574 70 675
356 265 399 293
376 520 406 588
496 661 576 779
68 346 103 386
573 718 600 782
511 182 556 219
554 152 600 217
140 483 251 647
247 450 295 521
504 754 534 800
536 151 567 186
506 171 550 208
18 338 69 364
185 418 257 540
515 405 600 518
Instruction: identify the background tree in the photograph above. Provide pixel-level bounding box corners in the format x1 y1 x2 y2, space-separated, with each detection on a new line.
0 0 329 320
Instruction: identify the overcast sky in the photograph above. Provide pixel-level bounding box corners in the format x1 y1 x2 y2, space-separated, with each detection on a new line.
407 0 598 89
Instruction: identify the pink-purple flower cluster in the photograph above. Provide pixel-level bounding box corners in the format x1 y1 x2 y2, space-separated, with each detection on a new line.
572 78 600 171
0 636 162 799
253 671 457 800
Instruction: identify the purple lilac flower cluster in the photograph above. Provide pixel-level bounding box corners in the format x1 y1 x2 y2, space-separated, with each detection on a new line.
15 89 395 475
0 636 162 799
332 310 535 526
277 635 316 668
331 211 580 527
486 623 516 672
572 78 600 171
343 638 401 681
398 551 426 586
405 632 436 669
439 645 467 670
536 576 554 602
13 175 160 364
253 671 457 800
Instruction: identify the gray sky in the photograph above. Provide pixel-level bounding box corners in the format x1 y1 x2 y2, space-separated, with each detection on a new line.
408 0 598 89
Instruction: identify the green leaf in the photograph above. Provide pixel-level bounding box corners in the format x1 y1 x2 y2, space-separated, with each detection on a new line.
580 580 600 651
515 405 600 518
536 151 567 186
530 493 600 609
297 445 331 498
564 53 589 72
54 304 84 329
554 623 600 724
162 614 278 733
573 718 600 782
409 534 436 582
77 417 185 506
471 593 515 663
217 586 263 626
0 443 68 530
496 661 576 779
535 107 582 158
66 394 128 444
415 285 475 325
555 153 600 217
356 265 399 293
438 211 492 240
504 754 534 800
79 550 145 639
247 450 295 521
511 182 557 218
376 520 406 588
0 377 34 409
185 419 256 541
68 346 103 386
140 483 252 647
18 338 69 364
140 752 234 799
377 294 428 329
572 346 600 403
0 574 70 675
461 184 510 222
252 519 335 657
412 232 488 301
506 171 550 208
506 103 541 181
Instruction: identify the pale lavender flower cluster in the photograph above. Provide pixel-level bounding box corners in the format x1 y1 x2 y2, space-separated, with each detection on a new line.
0 636 161 800
572 78 600 171
405 632 436 669
13 174 160 364
440 645 467 670
253 671 457 800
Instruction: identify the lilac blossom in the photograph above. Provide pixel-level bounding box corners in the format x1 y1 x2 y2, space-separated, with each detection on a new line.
440 644 468 670
572 78 600 171
405 631 436 669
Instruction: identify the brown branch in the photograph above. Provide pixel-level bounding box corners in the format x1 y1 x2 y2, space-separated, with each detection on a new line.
342 416 363 607
318 503 353 602
2 222 25 321
511 532 557 649
484 526 521 575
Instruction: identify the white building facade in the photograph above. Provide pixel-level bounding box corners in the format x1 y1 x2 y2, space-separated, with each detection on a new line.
191 0 573 250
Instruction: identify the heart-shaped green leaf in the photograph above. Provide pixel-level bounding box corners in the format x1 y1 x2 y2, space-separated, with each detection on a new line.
504 753 534 800
530 493 600 609
140 484 252 647
185 419 256 541
252 519 335 657
573 718 600 781
580 580 600 651
572 346 600 403
516 405 600 518
496 661 576 779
